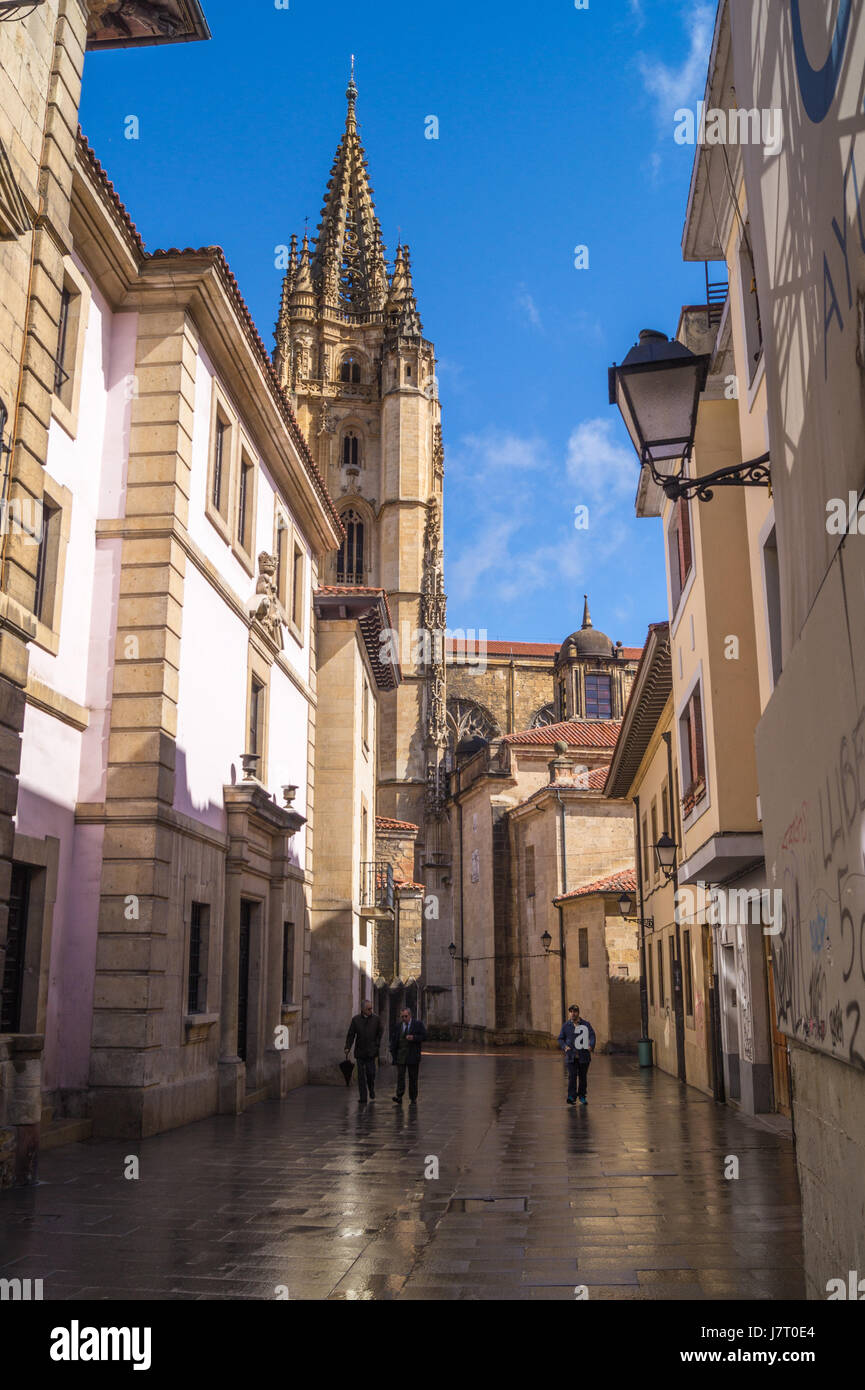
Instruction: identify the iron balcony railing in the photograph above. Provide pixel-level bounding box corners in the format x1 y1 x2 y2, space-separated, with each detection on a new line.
705 261 729 329
360 861 394 912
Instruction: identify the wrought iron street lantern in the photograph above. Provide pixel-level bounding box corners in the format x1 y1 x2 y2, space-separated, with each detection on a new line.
654 832 678 883
609 329 770 502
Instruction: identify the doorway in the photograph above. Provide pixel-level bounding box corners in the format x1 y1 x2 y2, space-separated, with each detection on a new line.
1 865 31 1032
238 899 254 1063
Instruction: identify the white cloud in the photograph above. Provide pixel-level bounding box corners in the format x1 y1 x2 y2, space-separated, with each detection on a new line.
516 286 542 330
449 427 549 481
566 417 636 502
638 3 714 125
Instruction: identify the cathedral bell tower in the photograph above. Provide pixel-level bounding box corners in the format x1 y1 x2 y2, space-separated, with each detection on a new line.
274 68 450 913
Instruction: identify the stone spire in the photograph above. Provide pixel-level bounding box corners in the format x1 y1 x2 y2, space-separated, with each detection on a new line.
582 594 592 630
309 65 389 314
386 241 424 337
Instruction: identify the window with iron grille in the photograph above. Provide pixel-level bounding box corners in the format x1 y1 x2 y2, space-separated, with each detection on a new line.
33 499 59 624
337 509 364 584
187 902 208 1014
237 455 253 553
212 417 228 513
668 497 693 611
584 673 612 720
578 927 589 968
54 287 72 396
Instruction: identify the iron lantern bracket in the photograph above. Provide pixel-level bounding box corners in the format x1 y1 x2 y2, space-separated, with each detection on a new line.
646 449 771 503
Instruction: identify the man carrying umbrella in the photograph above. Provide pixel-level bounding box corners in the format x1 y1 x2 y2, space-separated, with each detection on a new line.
345 999 383 1105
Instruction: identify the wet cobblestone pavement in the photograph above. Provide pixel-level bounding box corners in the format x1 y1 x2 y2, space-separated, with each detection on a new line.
0 1049 804 1300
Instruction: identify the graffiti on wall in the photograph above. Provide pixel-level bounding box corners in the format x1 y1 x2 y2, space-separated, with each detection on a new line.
772 706 865 1070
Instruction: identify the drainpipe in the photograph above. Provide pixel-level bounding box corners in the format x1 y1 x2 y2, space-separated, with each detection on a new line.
554 788 567 1025
634 794 650 1040
663 732 687 1085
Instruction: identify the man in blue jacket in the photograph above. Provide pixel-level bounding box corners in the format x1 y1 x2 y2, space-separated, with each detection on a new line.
557 1004 596 1105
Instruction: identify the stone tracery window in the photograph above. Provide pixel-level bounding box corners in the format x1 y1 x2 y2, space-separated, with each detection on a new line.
446 699 500 761
530 703 557 729
337 508 364 585
341 429 360 470
340 354 362 384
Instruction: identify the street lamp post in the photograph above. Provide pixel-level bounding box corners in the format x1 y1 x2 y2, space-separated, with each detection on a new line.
609 329 770 502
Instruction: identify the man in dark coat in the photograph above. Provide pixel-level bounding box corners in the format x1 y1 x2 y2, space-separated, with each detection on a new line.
345 999 383 1104
390 1007 427 1104
557 1004 596 1105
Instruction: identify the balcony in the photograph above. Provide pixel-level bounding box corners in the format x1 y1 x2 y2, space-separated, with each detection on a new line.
360 861 394 915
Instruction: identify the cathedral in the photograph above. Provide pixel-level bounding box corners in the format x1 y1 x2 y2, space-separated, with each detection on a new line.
275 76 643 1044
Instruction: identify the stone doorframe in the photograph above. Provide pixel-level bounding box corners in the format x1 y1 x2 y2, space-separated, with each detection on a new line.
218 782 304 1114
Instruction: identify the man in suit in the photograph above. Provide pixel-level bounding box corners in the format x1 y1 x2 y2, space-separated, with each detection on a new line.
390 1007 427 1104
345 999 383 1104
557 1004 596 1105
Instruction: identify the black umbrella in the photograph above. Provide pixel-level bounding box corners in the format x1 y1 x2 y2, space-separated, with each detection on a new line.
339 1059 354 1086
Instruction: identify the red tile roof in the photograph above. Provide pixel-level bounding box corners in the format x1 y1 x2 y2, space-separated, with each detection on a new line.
510 764 611 813
447 640 644 662
376 816 419 834
556 869 637 903
395 880 425 892
503 720 622 749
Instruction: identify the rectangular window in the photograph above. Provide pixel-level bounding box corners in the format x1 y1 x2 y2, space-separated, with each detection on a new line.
578 927 589 968
54 287 72 397
362 678 370 750
33 499 60 626
661 783 670 835
683 928 694 1016
187 902 208 1015
291 541 304 632
680 685 706 812
657 939 665 1007
282 921 295 1006
237 454 253 554
650 800 659 881
668 498 693 612
740 225 763 385
212 417 228 513
641 814 649 889
525 844 535 899
249 676 264 758
669 936 677 1009
763 525 782 688
584 673 612 720
648 940 655 1008
0 865 31 1033
276 520 288 608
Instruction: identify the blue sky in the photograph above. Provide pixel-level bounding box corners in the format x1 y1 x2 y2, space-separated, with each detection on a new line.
79 0 716 646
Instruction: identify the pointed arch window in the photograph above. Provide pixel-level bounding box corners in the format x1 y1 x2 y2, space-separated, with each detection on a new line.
342 430 360 470
337 508 364 585
340 355 362 384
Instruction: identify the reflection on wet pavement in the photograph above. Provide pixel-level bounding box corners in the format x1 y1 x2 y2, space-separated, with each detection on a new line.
0 1048 804 1300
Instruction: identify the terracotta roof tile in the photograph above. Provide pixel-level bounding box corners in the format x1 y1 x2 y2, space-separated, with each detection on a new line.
376 816 419 834
502 719 622 749
395 880 425 892
556 869 637 903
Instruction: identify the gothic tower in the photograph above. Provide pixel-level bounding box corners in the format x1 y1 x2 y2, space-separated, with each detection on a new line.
274 71 452 1010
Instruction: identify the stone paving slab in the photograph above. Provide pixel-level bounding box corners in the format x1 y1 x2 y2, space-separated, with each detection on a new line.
0 1050 804 1300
